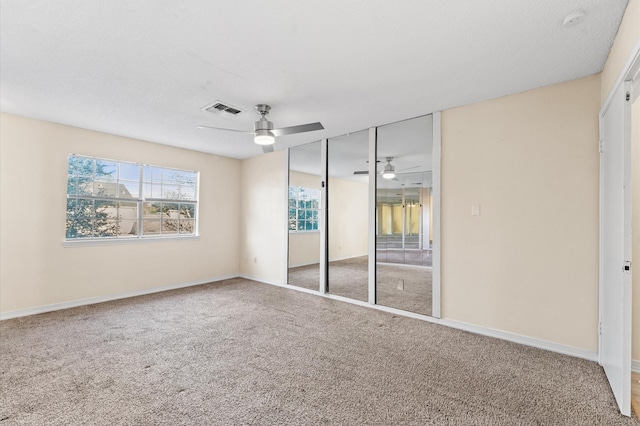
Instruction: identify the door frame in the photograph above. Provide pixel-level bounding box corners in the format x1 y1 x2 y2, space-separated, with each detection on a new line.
599 39 640 417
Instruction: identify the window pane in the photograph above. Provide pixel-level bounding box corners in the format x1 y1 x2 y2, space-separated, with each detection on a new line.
118 163 139 181
143 166 163 183
182 172 197 186
151 184 162 199
164 202 179 216
70 156 95 178
118 180 139 198
94 182 117 197
179 219 195 234
142 183 152 199
95 200 118 237
75 199 94 218
117 201 138 236
95 160 117 182
162 168 180 184
179 186 196 201
143 219 161 235
77 176 93 196
66 219 92 239
162 185 179 199
67 175 79 196
143 201 162 216
161 219 179 234
180 204 195 218
299 220 306 230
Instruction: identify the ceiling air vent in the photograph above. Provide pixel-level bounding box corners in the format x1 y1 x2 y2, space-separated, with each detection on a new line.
201 101 243 116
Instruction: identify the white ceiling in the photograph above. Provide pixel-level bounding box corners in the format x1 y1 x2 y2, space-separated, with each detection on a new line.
0 0 628 159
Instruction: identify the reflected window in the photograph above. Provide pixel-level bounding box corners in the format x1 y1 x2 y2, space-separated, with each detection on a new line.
288 186 320 232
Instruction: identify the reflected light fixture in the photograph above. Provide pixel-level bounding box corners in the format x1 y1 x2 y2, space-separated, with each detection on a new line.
254 129 275 145
382 157 395 179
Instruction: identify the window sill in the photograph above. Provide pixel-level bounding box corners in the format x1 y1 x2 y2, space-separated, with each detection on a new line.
289 230 320 234
63 235 200 247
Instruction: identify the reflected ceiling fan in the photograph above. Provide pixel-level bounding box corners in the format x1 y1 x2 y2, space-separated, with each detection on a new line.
198 104 324 153
353 157 419 180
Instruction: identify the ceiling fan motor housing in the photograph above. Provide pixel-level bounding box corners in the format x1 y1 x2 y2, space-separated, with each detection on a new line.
254 118 274 132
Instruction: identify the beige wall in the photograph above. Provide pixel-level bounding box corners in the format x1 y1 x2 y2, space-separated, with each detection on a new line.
441 75 601 351
601 0 640 103
0 113 241 315
240 150 287 284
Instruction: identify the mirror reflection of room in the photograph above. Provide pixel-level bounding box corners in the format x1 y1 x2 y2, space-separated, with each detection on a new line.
327 130 370 302
376 115 433 315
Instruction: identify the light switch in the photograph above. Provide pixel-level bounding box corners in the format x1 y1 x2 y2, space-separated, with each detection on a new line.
471 204 480 216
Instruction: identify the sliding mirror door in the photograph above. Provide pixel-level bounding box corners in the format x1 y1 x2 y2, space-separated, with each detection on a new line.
327 130 369 301
376 115 434 315
287 141 323 291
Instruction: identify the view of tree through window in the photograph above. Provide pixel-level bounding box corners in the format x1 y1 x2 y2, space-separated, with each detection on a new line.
66 155 198 240
288 186 320 231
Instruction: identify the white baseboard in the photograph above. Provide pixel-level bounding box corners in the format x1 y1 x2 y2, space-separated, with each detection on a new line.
258 278 599 363
438 318 599 362
0 274 238 321
288 261 320 268
329 254 368 262
633 360 640 373
239 274 285 287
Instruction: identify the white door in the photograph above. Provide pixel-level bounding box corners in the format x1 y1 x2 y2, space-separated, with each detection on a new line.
599 80 632 417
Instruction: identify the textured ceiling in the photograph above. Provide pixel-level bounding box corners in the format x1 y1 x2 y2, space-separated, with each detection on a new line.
0 0 629 159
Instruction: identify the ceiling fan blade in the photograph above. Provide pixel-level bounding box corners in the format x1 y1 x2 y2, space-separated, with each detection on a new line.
262 145 274 154
271 122 324 137
197 125 253 134
353 171 369 175
397 165 420 172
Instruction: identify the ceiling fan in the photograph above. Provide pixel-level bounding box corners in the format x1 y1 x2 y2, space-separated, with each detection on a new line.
198 104 324 153
353 157 419 179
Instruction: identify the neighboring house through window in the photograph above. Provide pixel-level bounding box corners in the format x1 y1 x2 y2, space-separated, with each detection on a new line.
288 186 320 231
66 155 198 240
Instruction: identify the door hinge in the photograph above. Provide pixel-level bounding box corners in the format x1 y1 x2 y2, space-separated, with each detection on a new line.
623 261 631 273
626 91 631 102
599 322 602 335
599 140 603 154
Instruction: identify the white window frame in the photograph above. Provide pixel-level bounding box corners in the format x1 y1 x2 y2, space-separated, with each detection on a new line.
64 154 199 246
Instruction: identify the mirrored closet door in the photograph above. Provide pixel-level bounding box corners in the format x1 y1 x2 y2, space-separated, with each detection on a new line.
287 141 323 291
326 130 370 301
375 115 434 315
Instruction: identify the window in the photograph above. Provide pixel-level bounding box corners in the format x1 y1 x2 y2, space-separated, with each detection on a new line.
66 155 198 240
288 186 320 231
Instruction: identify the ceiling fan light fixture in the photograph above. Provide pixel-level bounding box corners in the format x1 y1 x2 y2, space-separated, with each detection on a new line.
382 158 395 179
254 129 275 145
382 165 395 179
